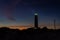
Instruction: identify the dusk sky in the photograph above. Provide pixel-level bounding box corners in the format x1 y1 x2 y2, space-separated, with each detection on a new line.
0 0 60 29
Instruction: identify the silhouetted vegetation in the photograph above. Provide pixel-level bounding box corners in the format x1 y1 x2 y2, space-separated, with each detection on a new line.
0 27 59 40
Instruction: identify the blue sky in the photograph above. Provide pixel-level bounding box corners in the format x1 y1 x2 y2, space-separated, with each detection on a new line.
0 0 60 29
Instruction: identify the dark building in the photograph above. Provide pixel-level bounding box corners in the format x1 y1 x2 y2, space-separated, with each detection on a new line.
34 13 38 29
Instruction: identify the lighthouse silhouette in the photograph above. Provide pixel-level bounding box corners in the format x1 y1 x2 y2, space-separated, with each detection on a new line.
34 12 38 29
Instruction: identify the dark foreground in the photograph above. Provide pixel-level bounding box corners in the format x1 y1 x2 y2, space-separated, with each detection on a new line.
0 27 59 40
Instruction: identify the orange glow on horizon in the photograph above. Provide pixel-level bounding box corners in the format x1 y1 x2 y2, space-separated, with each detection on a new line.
0 24 60 30
8 26 30 30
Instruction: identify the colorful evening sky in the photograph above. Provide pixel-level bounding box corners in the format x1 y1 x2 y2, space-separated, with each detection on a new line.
0 0 60 29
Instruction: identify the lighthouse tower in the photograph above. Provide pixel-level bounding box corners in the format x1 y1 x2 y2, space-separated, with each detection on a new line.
34 12 38 29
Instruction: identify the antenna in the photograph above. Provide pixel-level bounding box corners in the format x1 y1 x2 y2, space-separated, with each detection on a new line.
54 19 56 30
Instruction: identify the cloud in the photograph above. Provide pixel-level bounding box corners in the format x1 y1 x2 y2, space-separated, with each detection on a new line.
3 0 22 21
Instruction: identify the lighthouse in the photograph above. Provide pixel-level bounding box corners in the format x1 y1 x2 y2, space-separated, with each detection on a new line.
34 12 38 29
